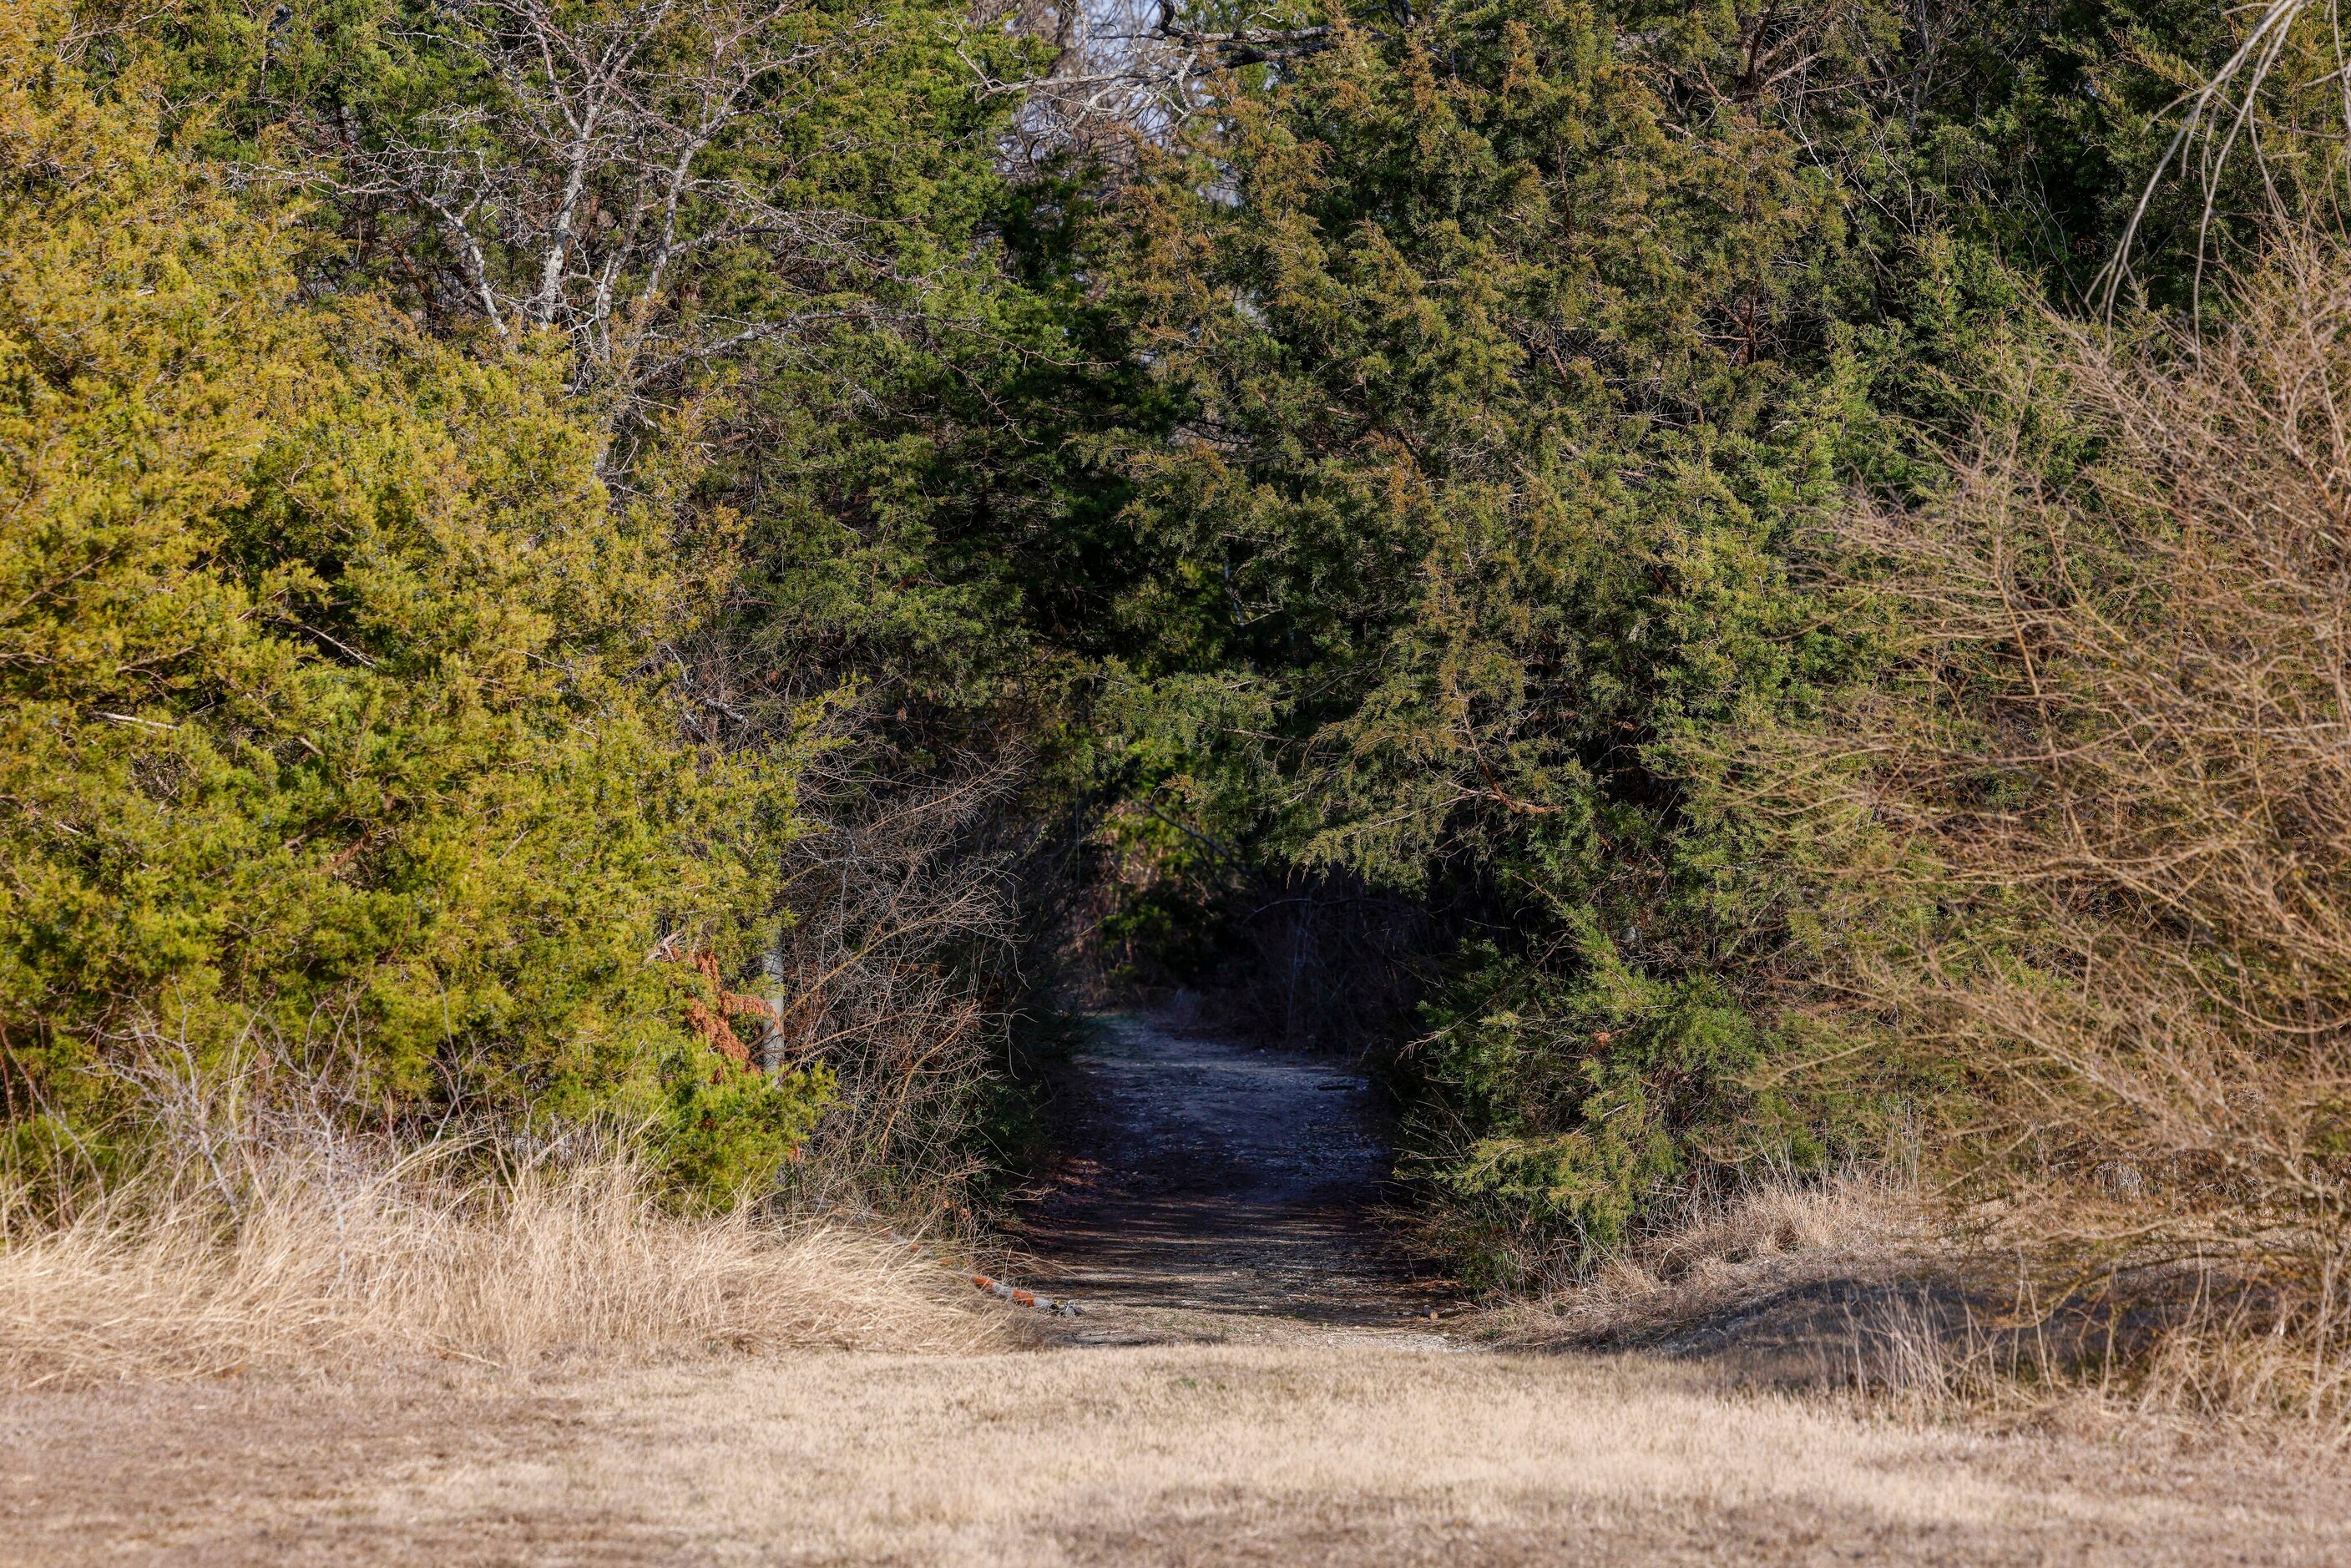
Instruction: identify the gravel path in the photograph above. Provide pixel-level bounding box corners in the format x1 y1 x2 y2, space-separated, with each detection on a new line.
1012 1014 1443 1338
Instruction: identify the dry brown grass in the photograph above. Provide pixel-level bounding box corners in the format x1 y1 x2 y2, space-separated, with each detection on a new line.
11 1334 2348 1564
1492 1167 2351 1441
0 1143 1000 1388
1491 1168 1933 1348
1840 1262 2351 1439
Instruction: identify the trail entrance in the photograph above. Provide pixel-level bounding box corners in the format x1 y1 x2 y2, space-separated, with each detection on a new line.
18 1011 2344 1561
1014 1013 1441 1338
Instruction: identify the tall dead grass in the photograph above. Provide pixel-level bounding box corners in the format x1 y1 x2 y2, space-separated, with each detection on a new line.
0 737 1029 1388
1495 1167 1931 1348
0 1137 998 1388
1844 1268 2351 1441
1503 1165 2351 1439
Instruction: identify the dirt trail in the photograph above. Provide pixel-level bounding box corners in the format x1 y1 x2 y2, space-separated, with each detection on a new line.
9 1013 2351 1565
1012 1014 1439 1336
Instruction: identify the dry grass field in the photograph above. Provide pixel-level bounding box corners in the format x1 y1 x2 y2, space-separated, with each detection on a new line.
8 1332 2349 1565
8 1019 2349 1565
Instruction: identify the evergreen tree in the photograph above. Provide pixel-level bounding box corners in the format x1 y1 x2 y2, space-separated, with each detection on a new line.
0 6 823 1196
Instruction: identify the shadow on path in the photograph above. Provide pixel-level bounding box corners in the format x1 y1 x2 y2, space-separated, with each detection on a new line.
1014 1014 1442 1340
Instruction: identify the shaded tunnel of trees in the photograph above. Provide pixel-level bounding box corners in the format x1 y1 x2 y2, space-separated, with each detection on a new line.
13 0 2351 1328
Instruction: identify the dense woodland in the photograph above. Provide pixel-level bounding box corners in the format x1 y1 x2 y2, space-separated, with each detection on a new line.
11 0 2351 1380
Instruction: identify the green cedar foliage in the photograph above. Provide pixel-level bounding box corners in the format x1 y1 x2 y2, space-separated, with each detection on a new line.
0 8 824 1198
154 0 1158 766
1084 0 2064 1272
1089 0 2351 1276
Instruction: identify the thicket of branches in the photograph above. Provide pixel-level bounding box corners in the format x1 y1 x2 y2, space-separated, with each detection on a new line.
1725 244 2351 1373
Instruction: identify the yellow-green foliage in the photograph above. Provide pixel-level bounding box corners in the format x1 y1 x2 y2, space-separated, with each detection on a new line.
0 3 824 1196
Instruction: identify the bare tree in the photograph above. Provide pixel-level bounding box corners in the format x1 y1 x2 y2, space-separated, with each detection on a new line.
301 0 933 419
977 0 1334 170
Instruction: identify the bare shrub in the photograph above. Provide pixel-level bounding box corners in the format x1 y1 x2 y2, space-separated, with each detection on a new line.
1737 237 2351 1419
763 754 1024 1221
